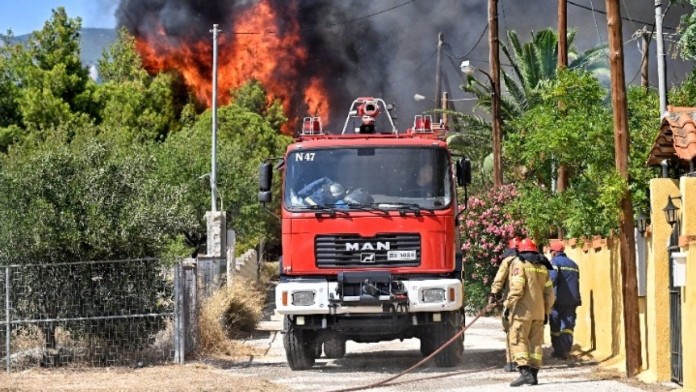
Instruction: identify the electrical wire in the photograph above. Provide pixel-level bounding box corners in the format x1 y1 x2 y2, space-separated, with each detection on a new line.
568 0 676 31
588 0 603 44
442 24 488 60
322 0 419 28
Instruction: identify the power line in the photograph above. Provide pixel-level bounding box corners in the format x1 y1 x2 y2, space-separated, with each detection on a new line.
588 0 603 43
442 24 489 60
568 0 676 31
322 0 419 28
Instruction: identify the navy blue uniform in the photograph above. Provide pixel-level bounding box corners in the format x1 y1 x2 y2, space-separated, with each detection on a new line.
549 252 581 358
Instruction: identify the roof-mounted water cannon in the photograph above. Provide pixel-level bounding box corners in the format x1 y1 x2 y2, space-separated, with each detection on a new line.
301 116 323 135
357 99 380 134
341 97 398 135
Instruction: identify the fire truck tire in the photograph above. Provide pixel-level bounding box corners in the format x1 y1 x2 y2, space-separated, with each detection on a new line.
433 314 464 367
419 331 436 357
323 338 346 359
283 318 316 370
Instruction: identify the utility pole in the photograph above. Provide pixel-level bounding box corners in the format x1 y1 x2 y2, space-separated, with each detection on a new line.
558 0 568 68
206 24 226 260
210 24 221 212
605 0 642 377
435 32 444 124
641 28 650 89
655 0 667 113
557 0 568 196
489 0 502 188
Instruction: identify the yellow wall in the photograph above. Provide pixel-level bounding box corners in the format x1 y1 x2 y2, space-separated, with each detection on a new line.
563 177 696 389
565 239 625 363
640 179 679 382
680 178 696 391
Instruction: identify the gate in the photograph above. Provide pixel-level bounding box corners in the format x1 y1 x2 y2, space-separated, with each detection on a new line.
668 226 683 385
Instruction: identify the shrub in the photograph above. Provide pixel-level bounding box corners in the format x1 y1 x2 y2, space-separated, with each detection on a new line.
459 185 526 314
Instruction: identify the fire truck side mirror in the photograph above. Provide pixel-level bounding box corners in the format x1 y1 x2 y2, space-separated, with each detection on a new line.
258 162 273 203
456 158 472 186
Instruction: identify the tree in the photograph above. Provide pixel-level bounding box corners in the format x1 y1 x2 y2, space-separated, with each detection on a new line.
507 69 620 239
95 28 185 143
156 81 291 254
451 29 607 187
0 7 96 148
0 129 196 353
677 1 696 60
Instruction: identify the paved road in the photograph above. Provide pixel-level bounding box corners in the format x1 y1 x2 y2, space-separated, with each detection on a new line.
232 316 662 391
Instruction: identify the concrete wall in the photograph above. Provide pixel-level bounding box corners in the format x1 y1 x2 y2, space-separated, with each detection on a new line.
560 177 695 389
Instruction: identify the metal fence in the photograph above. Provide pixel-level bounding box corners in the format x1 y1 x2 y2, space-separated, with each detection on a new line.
0 257 225 372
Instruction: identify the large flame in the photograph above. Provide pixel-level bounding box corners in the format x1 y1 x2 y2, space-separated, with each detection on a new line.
134 0 330 133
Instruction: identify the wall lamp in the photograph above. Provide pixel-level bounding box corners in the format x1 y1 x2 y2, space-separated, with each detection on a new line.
663 195 682 227
635 212 649 235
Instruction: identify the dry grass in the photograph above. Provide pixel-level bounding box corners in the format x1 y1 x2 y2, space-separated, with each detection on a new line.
259 261 279 285
198 279 265 355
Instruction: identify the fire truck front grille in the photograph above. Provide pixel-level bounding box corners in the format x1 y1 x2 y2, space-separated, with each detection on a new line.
315 234 421 268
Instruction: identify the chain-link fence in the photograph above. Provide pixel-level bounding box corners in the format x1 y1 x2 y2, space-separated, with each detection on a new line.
0 257 227 372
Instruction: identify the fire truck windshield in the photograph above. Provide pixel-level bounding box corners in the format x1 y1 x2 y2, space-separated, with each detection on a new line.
285 147 452 211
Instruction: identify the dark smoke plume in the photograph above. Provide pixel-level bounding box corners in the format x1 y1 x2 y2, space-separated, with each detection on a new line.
116 0 693 129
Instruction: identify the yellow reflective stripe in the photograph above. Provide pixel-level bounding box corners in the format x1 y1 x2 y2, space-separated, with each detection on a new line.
530 353 543 360
559 266 579 273
561 329 574 335
551 332 561 337
525 267 548 274
513 353 529 359
511 277 526 283
545 280 553 287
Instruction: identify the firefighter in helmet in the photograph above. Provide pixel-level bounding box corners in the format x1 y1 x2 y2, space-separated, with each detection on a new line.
503 238 555 387
488 237 521 372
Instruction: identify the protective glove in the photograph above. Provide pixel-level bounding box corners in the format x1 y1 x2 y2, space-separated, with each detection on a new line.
544 314 548 325
503 308 510 321
487 292 497 305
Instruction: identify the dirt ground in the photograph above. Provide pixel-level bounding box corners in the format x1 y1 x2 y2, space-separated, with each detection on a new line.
0 359 286 392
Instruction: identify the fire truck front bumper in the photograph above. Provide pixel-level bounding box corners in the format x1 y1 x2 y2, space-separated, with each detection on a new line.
274 278 463 315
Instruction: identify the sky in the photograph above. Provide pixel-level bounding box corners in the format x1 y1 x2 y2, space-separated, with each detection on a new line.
0 0 117 35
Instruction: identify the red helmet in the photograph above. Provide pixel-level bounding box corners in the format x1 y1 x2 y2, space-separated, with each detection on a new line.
507 237 521 249
518 238 538 253
549 241 565 252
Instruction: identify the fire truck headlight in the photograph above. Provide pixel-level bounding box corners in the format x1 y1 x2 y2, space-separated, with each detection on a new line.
422 288 446 303
292 291 315 306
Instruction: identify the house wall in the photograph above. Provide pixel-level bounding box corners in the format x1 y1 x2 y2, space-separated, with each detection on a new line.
558 177 695 389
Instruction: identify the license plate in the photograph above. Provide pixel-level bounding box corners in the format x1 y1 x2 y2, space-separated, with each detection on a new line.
387 250 417 261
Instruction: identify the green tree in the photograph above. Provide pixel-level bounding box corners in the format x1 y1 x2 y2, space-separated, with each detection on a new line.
507 69 620 239
451 29 607 187
95 28 184 143
157 81 291 254
0 129 196 351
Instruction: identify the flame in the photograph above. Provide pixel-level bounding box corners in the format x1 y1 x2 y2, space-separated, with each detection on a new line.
134 0 331 133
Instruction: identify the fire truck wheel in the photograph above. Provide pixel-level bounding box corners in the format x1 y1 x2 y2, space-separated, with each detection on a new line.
419 331 436 357
323 338 346 359
433 313 464 367
283 317 316 370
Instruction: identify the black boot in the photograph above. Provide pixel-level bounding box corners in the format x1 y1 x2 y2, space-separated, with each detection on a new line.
530 367 539 385
510 366 535 387
504 362 517 372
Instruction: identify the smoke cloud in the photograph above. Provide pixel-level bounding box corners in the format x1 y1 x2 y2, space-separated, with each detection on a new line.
115 0 694 129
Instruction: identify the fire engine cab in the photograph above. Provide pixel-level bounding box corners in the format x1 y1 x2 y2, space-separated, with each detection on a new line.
258 97 471 370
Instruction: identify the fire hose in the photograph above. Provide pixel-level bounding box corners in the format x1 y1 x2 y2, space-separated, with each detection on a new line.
329 300 503 392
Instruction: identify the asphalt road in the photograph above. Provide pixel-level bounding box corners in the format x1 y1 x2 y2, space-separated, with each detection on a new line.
231 316 669 392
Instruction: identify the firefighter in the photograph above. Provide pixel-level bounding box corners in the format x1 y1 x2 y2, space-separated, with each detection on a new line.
548 241 581 359
504 238 555 387
488 237 521 372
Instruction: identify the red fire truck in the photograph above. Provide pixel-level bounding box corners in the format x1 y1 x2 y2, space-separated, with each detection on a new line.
258 97 471 370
